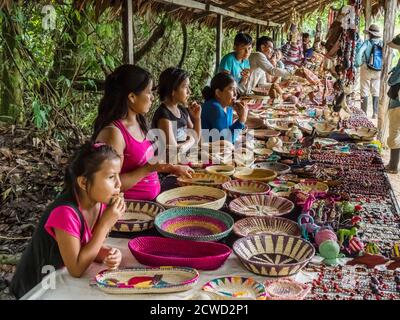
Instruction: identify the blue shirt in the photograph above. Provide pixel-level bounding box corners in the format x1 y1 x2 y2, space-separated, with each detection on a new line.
218 52 250 83
201 98 245 143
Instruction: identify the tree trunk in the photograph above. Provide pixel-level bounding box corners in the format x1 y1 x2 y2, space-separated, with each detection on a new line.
377 0 397 145
177 22 188 68
0 4 24 121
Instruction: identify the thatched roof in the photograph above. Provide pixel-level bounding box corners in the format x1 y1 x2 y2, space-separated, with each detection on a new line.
0 0 397 29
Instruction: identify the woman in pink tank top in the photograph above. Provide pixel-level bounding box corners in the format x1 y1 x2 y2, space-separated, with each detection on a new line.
93 65 193 201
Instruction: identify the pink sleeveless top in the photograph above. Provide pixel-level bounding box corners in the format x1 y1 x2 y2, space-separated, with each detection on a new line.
113 120 161 200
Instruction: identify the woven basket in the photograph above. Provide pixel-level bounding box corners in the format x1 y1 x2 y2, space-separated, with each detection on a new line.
313 137 338 146
271 146 296 158
156 186 226 210
233 216 301 238
229 194 294 218
265 120 293 132
264 279 310 300
202 276 267 300
315 122 336 137
95 267 199 294
222 180 271 199
233 234 315 277
205 165 235 176
253 148 273 157
233 168 277 182
269 180 296 198
112 201 164 233
128 236 231 270
154 207 234 241
251 129 280 140
177 172 231 188
251 162 290 175
297 120 314 135
246 116 265 129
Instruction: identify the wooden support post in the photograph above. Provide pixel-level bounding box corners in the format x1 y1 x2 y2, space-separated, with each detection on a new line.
377 0 397 144
256 24 260 40
215 14 223 73
364 0 372 41
122 0 134 64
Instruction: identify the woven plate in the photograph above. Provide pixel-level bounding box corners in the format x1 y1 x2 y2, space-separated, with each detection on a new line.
265 120 294 132
222 180 271 198
154 207 234 241
95 267 199 294
264 279 310 300
253 148 273 156
112 201 164 233
251 129 281 140
229 194 294 217
314 137 338 146
271 146 296 157
297 120 314 134
233 168 277 182
269 180 296 198
251 162 290 175
294 181 329 193
233 234 315 277
246 117 265 129
202 276 267 300
345 127 377 141
128 236 231 270
314 122 336 137
177 172 231 188
205 165 235 176
156 186 226 210
233 216 301 238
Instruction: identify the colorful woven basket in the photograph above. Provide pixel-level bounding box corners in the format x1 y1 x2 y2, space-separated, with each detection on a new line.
229 194 294 217
205 165 235 176
315 122 336 137
154 207 234 241
264 279 310 300
294 181 329 193
156 186 226 210
222 180 271 199
233 234 315 277
202 276 267 300
233 216 301 238
177 172 231 188
111 201 164 233
128 236 231 270
251 162 290 175
233 168 277 182
95 267 199 294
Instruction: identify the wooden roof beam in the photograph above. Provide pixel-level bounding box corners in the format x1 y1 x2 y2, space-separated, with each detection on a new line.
273 0 325 22
153 0 280 26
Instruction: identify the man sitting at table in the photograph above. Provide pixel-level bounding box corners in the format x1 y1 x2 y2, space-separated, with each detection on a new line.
218 32 253 95
247 36 290 93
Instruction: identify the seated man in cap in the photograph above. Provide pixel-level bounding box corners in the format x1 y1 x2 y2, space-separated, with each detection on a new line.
355 23 383 119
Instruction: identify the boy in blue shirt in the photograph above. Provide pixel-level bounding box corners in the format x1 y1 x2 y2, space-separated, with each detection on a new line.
219 33 252 93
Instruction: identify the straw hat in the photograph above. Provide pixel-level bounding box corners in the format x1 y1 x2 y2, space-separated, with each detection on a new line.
364 24 382 38
388 34 400 51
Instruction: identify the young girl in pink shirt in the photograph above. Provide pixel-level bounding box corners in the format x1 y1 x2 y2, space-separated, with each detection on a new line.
11 143 125 298
93 64 193 201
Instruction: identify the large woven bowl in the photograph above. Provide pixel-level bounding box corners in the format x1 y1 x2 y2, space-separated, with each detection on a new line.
222 180 271 199
233 168 277 182
345 127 377 141
315 122 336 137
233 216 301 238
112 201 164 233
128 236 231 270
264 279 310 300
177 172 231 188
251 129 281 140
95 267 199 294
154 207 234 241
229 194 294 218
156 186 226 210
251 162 290 175
206 165 235 176
233 234 315 277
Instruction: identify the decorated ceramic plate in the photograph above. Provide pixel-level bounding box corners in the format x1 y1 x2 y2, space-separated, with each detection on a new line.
202 276 267 300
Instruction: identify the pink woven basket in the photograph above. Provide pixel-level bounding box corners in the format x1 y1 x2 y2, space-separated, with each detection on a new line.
128 236 232 270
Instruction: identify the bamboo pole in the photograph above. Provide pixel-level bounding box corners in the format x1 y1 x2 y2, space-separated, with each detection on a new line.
122 0 134 64
377 0 397 144
215 14 223 73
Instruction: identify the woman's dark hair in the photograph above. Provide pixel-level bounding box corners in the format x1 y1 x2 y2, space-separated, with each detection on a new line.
158 67 189 101
256 36 273 52
202 72 235 101
64 142 120 194
92 64 152 140
234 33 253 46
